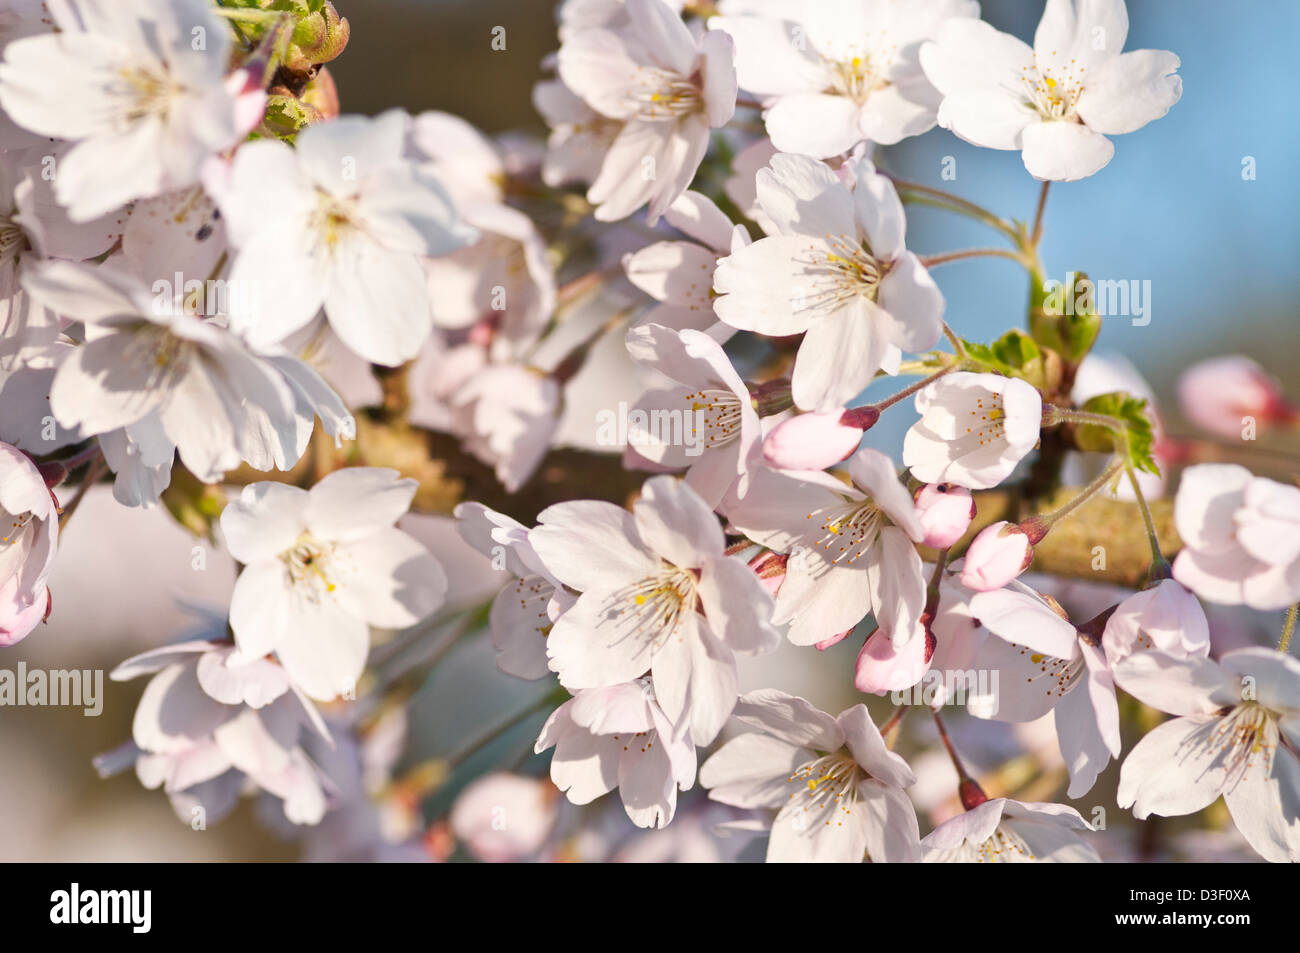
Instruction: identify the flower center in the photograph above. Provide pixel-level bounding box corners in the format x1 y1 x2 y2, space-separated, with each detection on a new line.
124 326 195 392
1187 703 1277 790
974 823 1037 862
282 532 339 599
0 218 26 267
116 65 184 125
826 53 890 104
630 67 702 120
512 574 556 639
599 565 698 655
957 392 1009 449
1013 644 1084 700
787 752 863 827
0 506 35 582
685 388 743 450
804 498 882 565
1020 60 1085 121
793 234 886 319
311 192 361 251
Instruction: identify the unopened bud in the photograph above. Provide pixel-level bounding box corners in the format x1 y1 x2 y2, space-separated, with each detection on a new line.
959 521 1033 591
747 550 787 597
761 406 878 471
854 626 934 695
913 483 975 549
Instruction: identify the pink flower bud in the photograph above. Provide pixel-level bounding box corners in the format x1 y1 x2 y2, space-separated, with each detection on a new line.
747 550 787 597
854 626 935 694
815 628 853 651
1178 356 1294 439
761 406 878 471
913 483 975 549
0 581 49 647
959 521 1034 592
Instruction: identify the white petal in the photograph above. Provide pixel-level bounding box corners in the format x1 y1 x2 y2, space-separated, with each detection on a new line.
1020 121 1114 182
1076 49 1181 135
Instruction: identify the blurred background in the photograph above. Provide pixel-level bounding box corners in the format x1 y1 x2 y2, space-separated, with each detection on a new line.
2 0 1295 861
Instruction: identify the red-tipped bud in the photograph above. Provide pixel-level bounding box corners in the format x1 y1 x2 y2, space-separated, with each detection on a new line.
958 777 989 810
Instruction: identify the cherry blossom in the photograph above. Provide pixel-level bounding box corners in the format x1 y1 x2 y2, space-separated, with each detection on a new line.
454 501 571 681
920 0 1182 180
712 153 942 411
557 0 737 223
221 469 447 700
726 448 927 647
903 372 1042 490
624 323 762 506
535 678 697 829
700 689 920 862
921 798 1099 863
1172 464 1300 611
221 110 474 365
0 0 253 220
1116 647 1300 863
530 475 780 743
0 440 56 645
712 0 979 158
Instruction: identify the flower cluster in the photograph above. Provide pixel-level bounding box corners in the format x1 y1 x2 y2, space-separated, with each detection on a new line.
1 0 1295 865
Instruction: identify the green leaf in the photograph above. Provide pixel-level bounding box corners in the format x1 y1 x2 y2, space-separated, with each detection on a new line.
1076 392 1159 475
963 329 1061 393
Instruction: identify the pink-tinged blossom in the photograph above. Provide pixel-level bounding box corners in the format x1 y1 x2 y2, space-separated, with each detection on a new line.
1172 464 1300 611
701 689 920 862
1116 648 1300 863
0 441 57 646
222 469 447 701
711 0 980 159
530 475 780 744
557 0 737 223
712 153 942 411
922 797 1099 862
904 372 1042 489
1178 356 1293 439
762 407 878 472
726 449 927 648
535 678 697 829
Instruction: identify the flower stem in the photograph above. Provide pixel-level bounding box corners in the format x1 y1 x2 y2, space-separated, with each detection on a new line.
444 692 557 771
1125 465 1171 581
1021 456 1125 543
1280 604 1298 654
1042 404 1126 435
940 319 967 360
880 705 909 750
57 455 108 531
869 360 961 414
888 178 1020 242
920 247 1029 269
1030 181 1051 247
933 708 988 809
